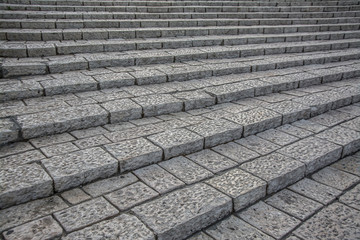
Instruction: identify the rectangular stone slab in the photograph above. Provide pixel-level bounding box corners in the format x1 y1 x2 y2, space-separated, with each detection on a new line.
132 183 232 240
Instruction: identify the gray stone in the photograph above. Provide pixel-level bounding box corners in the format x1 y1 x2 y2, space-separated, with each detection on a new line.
73 135 111 149
331 156 360 176
133 183 232 240
42 147 118 192
70 126 108 139
54 197 119 232
30 132 75 148
276 124 313 138
311 166 360 191
0 142 34 158
130 69 167 85
186 149 237 173
61 188 91 205
241 153 305 194
105 137 162 172
134 164 184 194
147 128 203 160
133 94 183 117
238 201 301 239
40 142 79 157
2 216 63 240
82 173 138 197
236 135 280 155
205 82 254 103
265 189 323 220
173 90 215 111
0 150 45 168
105 182 158 211
187 232 214 240
101 99 142 123
62 214 155 240
341 117 360 132
0 118 19 144
206 168 266 211
0 164 53 209
205 215 275 240
212 142 260 164
264 100 311 124
257 129 299 146
339 183 360 210
310 110 354 127
159 156 213 184
292 119 327 133
93 72 135 89
277 136 342 174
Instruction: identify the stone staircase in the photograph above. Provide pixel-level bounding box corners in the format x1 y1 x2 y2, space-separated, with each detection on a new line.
0 0 360 239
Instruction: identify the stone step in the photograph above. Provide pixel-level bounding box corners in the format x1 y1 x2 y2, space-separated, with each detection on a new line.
2 31 360 58
2 22 358 41
2 39 360 78
0 105 359 239
1 10 359 20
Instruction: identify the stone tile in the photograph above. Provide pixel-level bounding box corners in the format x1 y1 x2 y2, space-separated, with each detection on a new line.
93 72 135 89
187 232 214 240
277 136 342 174
159 156 213 184
105 182 158 211
264 100 311 124
257 129 299 146
204 82 254 103
341 117 360 132
173 90 215 111
265 189 323 220
238 201 301 239
212 142 260 164
206 168 266 211
187 119 242 148
316 126 360 157
42 147 118 192
0 196 68 232
134 164 185 194
40 142 79 157
338 105 360 116
276 124 313 138
105 137 162 172
82 173 138 197
331 156 360 176
205 215 275 240
70 126 109 139
73 134 111 149
241 153 305 194
311 167 360 191
0 163 53 209
62 214 155 240
292 119 327 133
101 99 142 123
310 110 354 127
294 203 360 240
61 188 91 205
236 135 280 155
147 128 204 160
133 183 232 240
54 197 119 233
133 94 183 117
2 216 62 240
0 118 19 144
0 142 34 158
0 150 45 168
339 183 360 210
186 149 237 173
288 178 342 205
284 235 301 240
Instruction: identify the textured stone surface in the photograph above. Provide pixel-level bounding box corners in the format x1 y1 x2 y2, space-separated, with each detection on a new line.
42 147 118 192
187 232 214 240
341 117 360 132
310 110 354 127
54 197 119 232
30 133 75 148
101 99 142 123
62 214 155 240
339 183 360 210
134 164 185 194
241 153 305 194
105 137 162 172
292 119 327 133
276 124 313 139
2 216 63 240
206 168 266 211
238 201 301 239
212 142 260 164
40 142 79 157
61 188 91 205
0 150 45 168
133 183 232 240
331 156 360 176
311 167 360 191
133 94 183 117
236 135 280 155
257 129 299 146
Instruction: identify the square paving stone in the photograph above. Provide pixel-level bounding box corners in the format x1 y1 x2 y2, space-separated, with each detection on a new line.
73 135 111 149
30 132 75 148
331 156 360 176
291 119 327 133
186 149 237 174
309 110 354 127
0 163 53 209
0 142 34 158
2 216 62 240
187 119 243 148
257 129 299 146
311 166 360 191
101 99 142 123
341 117 360 132
133 94 183 117
339 183 360 210
293 202 360 240
54 197 119 233
238 201 301 240
104 137 162 172
241 153 305 194
206 168 266 211
225 107 282 136
62 214 155 240
212 142 260 164
159 156 213 184
42 147 118 192
236 135 280 155
173 90 215 111
277 136 342 174
187 232 213 240
134 164 185 194
61 188 91 205
204 82 254 103
264 100 311 124
276 124 313 139
265 189 323 221
316 126 360 157
0 150 45 168
105 182 159 211
132 183 232 240
40 142 79 157
147 128 204 160
93 72 135 88
205 215 274 240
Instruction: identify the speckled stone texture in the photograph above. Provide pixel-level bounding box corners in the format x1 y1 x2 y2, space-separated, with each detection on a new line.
339 183 360 210
331 155 360 176
212 142 260 164
133 183 232 240
311 167 360 191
